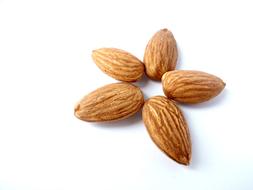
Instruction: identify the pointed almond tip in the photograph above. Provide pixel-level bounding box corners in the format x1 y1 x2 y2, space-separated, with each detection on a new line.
161 28 169 32
74 104 81 118
92 49 97 55
180 157 191 166
177 153 191 166
93 48 103 54
160 28 173 35
183 160 190 166
74 104 79 111
167 153 191 166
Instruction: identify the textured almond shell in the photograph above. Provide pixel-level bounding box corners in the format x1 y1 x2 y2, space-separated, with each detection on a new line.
142 96 191 165
74 82 144 122
162 70 226 104
92 48 144 82
144 29 178 80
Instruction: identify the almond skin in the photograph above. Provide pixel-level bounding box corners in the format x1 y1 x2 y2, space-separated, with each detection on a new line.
74 82 144 122
142 96 191 165
162 70 226 104
92 48 144 82
143 28 178 80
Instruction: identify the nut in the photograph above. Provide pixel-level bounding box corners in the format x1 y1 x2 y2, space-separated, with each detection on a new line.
162 70 226 104
142 96 191 165
144 29 178 80
75 82 144 122
92 48 144 82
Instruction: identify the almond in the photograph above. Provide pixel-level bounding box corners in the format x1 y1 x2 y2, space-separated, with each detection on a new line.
92 48 144 82
162 70 226 104
143 28 178 80
74 82 144 122
142 96 191 165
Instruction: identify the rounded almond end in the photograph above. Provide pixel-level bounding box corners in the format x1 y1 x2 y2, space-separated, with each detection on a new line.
161 72 167 81
162 85 173 100
145 72 162 81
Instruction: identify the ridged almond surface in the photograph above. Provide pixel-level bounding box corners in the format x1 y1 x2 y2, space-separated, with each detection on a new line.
92 48 144 82
74 82 144 122
142 96 191 165
144 28 178 80
162 70 226 104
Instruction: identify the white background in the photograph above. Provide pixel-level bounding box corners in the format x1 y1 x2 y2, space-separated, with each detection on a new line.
0 0 253 189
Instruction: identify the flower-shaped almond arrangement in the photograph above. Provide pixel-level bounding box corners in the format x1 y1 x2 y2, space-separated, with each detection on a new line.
74 28 226 165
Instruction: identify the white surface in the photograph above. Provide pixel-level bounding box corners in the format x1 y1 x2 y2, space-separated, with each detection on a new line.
0 0 253 189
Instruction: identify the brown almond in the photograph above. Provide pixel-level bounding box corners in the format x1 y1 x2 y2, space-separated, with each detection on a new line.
74 82 144 122
143 28 178 80
92 48 144 82
142 96 191 165
162 70 226 104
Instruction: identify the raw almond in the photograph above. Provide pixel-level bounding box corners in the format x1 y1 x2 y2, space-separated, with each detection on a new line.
142 96 191 165
144 28 178 80
92 48 144 82
162 70 226 104
74 82 144 122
